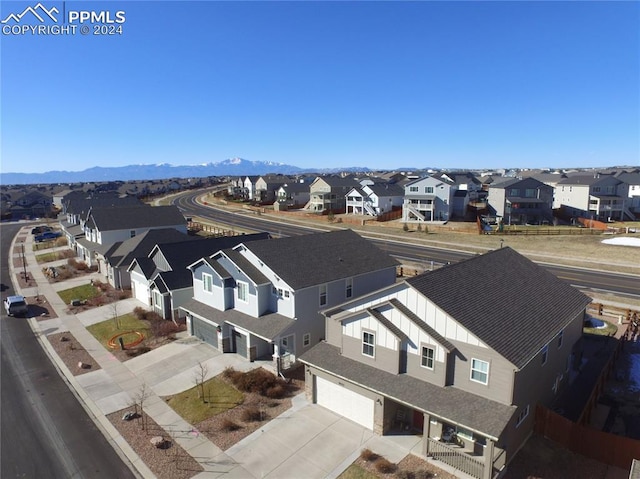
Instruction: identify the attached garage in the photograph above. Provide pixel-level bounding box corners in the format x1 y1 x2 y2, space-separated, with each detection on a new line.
234 330 248 358
131 279 150 305
316 376 374 430
192 317 218 349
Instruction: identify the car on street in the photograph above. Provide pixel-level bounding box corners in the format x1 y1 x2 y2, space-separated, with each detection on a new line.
31 225 53 235
34 231 61 243
4 295 29 317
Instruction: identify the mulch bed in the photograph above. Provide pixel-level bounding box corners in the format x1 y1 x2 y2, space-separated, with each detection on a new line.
15 272 35 289
107 408 203 479
27 295 58 320
47 332 101 375
355 451 458 479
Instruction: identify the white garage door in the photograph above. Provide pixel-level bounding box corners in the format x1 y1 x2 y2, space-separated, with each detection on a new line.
132 279 150 305
316 376 374 430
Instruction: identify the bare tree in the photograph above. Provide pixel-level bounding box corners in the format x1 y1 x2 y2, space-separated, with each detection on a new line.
133 383 151 431
110 301 120 330
193 362 208 403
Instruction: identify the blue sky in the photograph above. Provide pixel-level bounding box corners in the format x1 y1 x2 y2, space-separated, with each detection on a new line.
1 1 638 174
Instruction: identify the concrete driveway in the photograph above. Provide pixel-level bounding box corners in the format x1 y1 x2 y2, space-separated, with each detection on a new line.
222 395 422 479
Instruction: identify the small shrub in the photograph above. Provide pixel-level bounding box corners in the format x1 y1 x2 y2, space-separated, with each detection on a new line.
265 384 286 399
374 457 396 474
396 471 413 479
220 419 241 431
133 307 148 320
414 471 435 479
241 406 263 422
416 224 422 232
402 223 409 232
360 448 379 462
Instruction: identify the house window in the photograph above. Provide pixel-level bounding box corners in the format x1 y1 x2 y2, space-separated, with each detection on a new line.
425 186 434 194
203 273 213 293
525 189 537 198
421 346 435 369
470 358 489 385
541 344 549 365
284 290 290 298
557 330 564 348
510 189 520 196
362 331 375 357
130 230 136 238
237 281 249 302
319 284 327 306
303 333 310 347
409 186 418 193
515 405 530 428
345 278 353 298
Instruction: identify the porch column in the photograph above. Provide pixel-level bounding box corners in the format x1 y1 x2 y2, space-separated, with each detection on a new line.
483 438 494 479
423 413 431 456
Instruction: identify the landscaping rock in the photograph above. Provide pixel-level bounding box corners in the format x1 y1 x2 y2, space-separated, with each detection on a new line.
150 436 165 448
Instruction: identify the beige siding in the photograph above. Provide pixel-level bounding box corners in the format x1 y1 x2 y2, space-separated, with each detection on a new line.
450 340 514 405
342 334 399 375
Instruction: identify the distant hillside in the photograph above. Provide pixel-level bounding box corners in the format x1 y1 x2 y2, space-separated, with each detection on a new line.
0 158 374 185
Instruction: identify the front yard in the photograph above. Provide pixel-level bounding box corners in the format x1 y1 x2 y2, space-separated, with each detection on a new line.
57 280 131 312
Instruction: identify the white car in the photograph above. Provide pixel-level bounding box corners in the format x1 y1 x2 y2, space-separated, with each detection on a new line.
4 295 29 317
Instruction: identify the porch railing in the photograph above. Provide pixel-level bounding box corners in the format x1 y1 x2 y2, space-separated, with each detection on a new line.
427 438 485 479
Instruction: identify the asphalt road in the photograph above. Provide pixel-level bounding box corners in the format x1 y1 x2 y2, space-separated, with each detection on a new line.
0 222 135 479
174 190 640 299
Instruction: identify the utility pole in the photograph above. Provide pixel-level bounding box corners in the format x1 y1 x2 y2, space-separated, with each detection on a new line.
21 242 28 282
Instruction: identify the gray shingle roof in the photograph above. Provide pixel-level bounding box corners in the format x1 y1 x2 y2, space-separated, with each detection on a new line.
222 249 271 286
406 247 592 369
299 342 516 440
88 205 185 231
243 229 399 290
366 183 405 197
106 228 194 268
180 299 294 341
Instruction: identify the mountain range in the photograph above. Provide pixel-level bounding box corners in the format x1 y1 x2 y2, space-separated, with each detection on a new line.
0 158 373 185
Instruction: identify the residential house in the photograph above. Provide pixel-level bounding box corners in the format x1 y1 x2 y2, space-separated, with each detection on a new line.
346 183 404 216
304 176 358 213
614 172 640 218
128 233 269 321
8 191 53 219
254 175 291 203
402 176 454 222
299 247 591 479
432 172 485 219
487 177 554 225
76 205 186 269
180 229 398 370
60 192 143 248
274 183 311 211
556 175 633 221
103 228 198 290
243 176 261 201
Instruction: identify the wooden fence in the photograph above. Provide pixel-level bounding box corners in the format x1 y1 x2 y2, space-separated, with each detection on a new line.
535 404 640 471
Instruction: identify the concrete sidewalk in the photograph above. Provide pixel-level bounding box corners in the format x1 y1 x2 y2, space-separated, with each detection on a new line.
9 225 429 479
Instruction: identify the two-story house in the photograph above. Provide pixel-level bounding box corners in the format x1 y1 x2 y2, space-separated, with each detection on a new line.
487 177 554 225
254 175 291 204
432 172 485 220
304 176 358 213
180 229 398 370
103 228 198 290
128 233 269 321
243 176 261 201
402 176 454 222
616 172 640 218
299 247 591 479
273 183 311 211
556 174 633 222
76 205 186 269
346 183 404 217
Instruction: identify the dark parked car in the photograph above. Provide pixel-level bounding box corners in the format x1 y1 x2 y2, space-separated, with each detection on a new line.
35 231 62 243
31 225 53 235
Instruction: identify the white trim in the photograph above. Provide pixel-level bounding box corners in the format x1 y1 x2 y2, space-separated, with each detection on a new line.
470 358 489 385
203 273 213 294
237 280 249 302
421 345 435 370
362 330 375 358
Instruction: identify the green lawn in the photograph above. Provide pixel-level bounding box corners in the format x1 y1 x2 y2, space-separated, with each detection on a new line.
57 283 100 304
337 464 378 479
87 313 150 348
166 377 244 423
